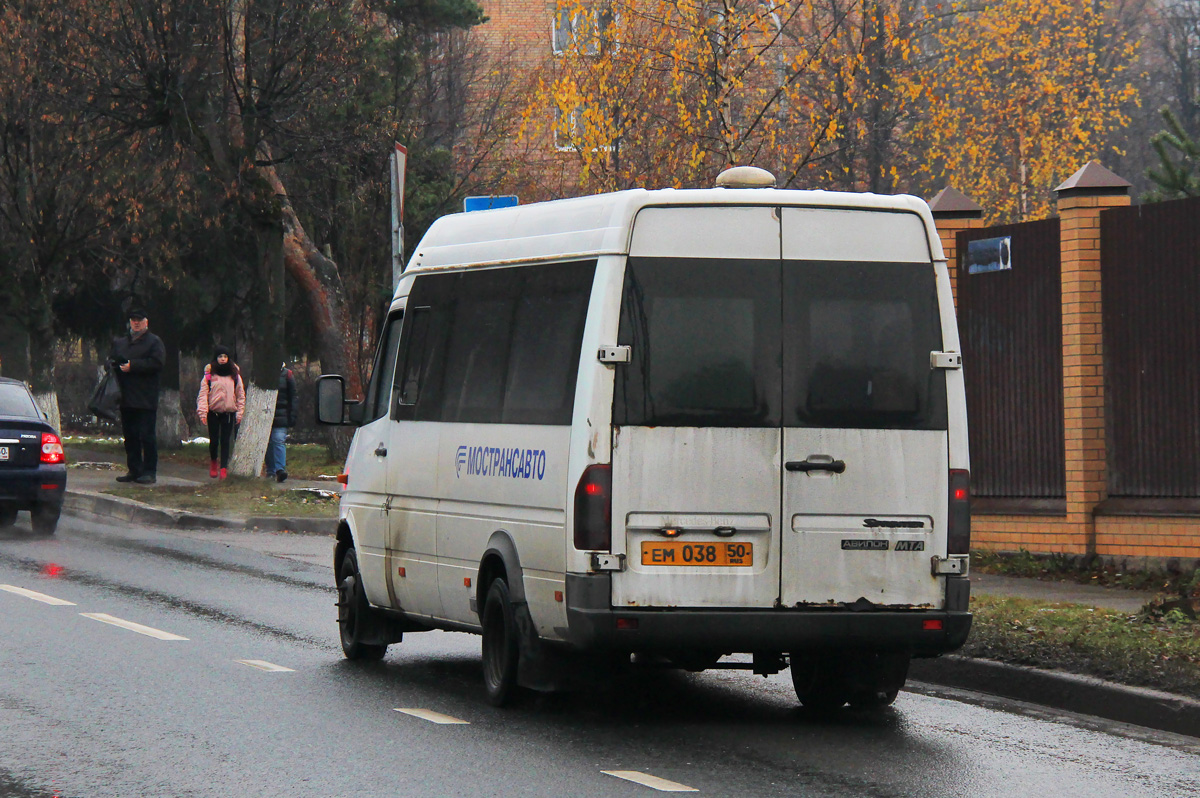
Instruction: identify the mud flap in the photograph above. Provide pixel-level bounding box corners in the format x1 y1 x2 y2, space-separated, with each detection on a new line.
362 607 428 645
513 602 574 691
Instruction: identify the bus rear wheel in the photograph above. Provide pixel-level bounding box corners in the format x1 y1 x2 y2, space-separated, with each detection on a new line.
790 652 848 711
481 578 521 707
846 652 909 709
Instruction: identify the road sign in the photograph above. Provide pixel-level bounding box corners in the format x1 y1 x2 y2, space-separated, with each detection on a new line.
463 195 518 212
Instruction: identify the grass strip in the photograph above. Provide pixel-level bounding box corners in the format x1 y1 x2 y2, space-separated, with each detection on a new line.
966 595 1200 700
106 480 338 518
65 438 343 481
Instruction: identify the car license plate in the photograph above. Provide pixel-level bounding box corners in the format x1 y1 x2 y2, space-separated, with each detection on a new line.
641 541 753 567
0 446 8 461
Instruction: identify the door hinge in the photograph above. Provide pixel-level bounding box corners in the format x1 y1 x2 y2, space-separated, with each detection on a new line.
598 346 631 364
590 553 626 572
930 351 962 370
932 555 969 576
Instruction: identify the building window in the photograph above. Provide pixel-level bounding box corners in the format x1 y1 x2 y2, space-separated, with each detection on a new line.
551 6 613 56
554 105 584 150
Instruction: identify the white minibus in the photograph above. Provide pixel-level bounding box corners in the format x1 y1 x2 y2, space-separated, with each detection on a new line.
317 166 972 709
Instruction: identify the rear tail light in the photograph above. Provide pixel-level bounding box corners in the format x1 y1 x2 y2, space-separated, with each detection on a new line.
40 433 64 464
573 464 612 551
948 469 970 554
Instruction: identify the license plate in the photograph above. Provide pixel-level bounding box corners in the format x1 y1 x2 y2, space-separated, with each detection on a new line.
0 447 7 461
641 541 753 567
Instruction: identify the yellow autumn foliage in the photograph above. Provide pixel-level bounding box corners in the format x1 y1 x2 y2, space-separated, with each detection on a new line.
915 0 1140 222
518 0 925 195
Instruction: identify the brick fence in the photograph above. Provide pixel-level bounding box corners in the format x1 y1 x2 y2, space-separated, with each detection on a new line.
931 163 1200 566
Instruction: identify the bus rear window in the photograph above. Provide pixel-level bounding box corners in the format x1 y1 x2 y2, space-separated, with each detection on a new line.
783 261 947 430
614 258 781 427
614 258 946 430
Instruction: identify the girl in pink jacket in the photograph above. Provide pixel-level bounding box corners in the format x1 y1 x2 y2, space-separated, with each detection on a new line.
197 345 245 480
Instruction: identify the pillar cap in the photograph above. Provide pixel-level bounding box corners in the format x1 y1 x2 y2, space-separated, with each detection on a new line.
928 187 983 218
1054 161 1131 197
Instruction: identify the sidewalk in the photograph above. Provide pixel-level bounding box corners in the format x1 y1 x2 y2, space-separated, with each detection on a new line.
970 572 1158 613
64 446 339 535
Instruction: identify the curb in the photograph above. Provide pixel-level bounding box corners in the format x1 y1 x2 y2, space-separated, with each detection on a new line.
63 490 336 536
909 655 1200 738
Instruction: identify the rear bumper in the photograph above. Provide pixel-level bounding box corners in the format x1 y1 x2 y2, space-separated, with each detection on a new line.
565 573 971 657
0 465 67 509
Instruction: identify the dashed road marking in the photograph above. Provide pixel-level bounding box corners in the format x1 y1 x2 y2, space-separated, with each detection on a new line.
393 708 470 725
602 771 698 792
234 659 295 672
0 584 76 606
79 613 188 641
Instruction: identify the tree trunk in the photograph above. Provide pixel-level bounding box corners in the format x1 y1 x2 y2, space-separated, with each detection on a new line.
27 323 61 432
0 315 31 380
229 221 285 477
154 293 185 450
264 169 359 396
264 168 357 461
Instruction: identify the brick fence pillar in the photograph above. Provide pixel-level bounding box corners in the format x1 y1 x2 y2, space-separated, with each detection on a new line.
1054 162 1131 555
928 187 984 304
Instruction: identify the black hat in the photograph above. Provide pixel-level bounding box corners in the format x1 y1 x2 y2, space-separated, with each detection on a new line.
214 344 231 358
128 308 147 320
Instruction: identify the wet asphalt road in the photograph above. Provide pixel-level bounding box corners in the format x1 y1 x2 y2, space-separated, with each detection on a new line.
1 513 1199 798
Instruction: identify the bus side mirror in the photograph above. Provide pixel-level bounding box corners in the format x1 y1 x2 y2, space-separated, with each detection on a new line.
316 375 354 425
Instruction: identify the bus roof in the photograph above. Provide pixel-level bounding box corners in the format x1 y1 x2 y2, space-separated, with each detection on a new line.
403 187 939 280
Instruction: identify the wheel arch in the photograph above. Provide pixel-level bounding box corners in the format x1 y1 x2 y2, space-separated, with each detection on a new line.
477 529 526 616
334 519 356 573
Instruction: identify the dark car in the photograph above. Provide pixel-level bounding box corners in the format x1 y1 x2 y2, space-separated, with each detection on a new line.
0 377 66 534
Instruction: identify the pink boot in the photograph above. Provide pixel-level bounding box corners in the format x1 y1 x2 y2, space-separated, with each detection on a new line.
219 468 228 480
209 460 219 478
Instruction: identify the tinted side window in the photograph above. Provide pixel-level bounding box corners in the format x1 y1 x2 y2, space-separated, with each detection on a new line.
394 273 456 422
365 312 403 422
395 308 430 409
439 269 520 423
614 258 781 427
783 261 947 430
503 262 594 424
398 262 595 425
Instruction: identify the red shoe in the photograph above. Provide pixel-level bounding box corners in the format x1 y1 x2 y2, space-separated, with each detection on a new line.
209 460 219 478
219 468 228 480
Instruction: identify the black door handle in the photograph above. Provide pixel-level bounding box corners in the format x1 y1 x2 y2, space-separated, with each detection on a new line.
374 444 388 457
785 459 845 474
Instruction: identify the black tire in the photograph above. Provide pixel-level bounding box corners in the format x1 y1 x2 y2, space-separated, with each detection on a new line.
481 578 521 707
790 652 849 711
0 507 17 528
337 548 387 661
846 652 909 709
30 505 60 536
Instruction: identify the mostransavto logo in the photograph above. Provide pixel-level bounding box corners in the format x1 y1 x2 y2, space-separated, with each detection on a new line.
456 445 547 481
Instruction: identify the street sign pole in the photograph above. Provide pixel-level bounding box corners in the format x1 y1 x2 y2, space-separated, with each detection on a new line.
390 143 408 292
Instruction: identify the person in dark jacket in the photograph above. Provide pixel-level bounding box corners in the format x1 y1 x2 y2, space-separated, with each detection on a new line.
108 308 166 484
264 363 298 482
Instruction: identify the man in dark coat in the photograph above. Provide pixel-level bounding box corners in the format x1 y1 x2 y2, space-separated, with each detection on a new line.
265 362 298 482
108 308 166 484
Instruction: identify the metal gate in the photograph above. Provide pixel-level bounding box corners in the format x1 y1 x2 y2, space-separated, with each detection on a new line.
957 220 1065 499
1101 197 1200 498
